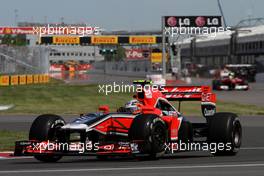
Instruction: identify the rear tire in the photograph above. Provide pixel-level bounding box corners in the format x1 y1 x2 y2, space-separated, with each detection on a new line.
129 114 167 159
243 80 249 91
29 114 66 162
212 80 220 90
208 112 242 156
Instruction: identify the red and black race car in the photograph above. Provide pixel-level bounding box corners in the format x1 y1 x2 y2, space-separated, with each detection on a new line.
212 76 249 91
14 80 242 162
212 64 255 91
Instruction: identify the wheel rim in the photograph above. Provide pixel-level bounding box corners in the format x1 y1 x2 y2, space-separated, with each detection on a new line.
49 123 64 141
152 124 166 149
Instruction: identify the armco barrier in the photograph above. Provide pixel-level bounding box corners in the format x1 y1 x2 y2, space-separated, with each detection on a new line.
0 74 50 86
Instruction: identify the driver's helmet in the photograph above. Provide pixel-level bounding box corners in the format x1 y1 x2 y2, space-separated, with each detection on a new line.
229 72 235 78
124 99 140 113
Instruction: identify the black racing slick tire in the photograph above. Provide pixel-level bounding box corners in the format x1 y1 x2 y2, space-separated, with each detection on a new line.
29 114 66 162
208 112 242 156
129 114 167 159
212 80 221 90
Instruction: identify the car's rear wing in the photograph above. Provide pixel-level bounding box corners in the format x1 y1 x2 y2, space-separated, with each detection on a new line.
161 86 216 117
161 86 215 101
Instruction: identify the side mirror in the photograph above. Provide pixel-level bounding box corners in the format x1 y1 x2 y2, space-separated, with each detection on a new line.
99 105 110 114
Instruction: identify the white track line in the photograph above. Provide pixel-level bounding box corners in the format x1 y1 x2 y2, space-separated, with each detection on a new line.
0 104 14 111
0 163 264 174
241 147 264 150
0 157 32 160
0 151 13 153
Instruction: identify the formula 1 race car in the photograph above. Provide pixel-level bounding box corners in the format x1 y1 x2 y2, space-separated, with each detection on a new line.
212 77 249 91
225 64 256 83
14 80 242 162
212 65 253 91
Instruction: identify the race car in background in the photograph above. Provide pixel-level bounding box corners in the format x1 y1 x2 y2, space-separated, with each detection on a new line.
212 76 249 91
14 80 242 162
225 64 256 83
212 65 250 91
49 60 92 73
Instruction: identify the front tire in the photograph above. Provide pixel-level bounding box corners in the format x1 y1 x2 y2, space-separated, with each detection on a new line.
208 112 242 156
129 114 167 159
29 114 66 162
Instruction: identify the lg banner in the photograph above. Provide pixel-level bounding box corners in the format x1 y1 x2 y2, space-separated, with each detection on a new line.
164 16 222 27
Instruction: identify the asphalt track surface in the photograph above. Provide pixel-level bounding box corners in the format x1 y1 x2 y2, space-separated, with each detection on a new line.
0 115 264 176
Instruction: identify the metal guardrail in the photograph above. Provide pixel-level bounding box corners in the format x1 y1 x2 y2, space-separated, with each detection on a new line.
0 52 37 71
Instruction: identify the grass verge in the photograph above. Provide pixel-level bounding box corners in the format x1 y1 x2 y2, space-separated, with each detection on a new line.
0 130 27 151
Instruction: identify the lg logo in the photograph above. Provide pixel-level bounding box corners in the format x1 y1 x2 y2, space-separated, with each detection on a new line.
165 16 221 27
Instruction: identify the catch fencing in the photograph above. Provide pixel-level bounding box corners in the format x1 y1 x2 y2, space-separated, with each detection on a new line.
91 59 154 77
0 45 49 75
